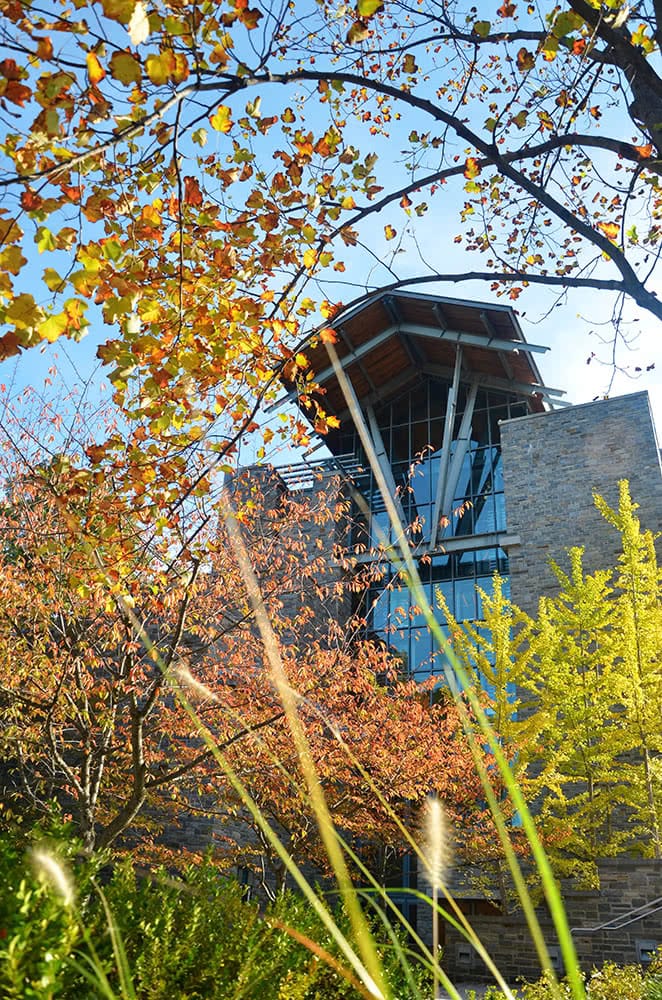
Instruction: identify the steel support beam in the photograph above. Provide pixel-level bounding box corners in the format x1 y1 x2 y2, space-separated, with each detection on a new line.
430 347 462 549
420 363 566 402
365 404 408 540
429 380 479 544
442 381 479 516
303 323 548 391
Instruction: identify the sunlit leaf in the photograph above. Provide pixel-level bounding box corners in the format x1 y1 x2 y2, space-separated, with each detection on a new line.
110 50 142 84
86 51 106 85
210 104 233 132
463 157 481 180
472 20 491 37
598 221 619 241
127 1 150 45
357 0 382 15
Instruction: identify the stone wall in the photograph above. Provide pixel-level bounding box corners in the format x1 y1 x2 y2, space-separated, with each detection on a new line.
500 392 662 615
228 463 353 642
441 859 662 983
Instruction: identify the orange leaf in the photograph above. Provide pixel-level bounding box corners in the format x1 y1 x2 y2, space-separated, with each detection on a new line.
598 221 619 241
635 144 653 159
0 330 21 360
463 156 481 180
85 444 108 464
320 327 337 344
184 176 203 206
4 80 31 106
20 188 43 211
0 59 21 80
36 37 53 61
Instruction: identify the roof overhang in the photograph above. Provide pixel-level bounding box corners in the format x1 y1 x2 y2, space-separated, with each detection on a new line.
280 289 565 419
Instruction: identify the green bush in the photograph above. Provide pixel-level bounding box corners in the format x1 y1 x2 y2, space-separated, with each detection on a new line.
0 823 100 999
480 953 662 1000
0 827 428 999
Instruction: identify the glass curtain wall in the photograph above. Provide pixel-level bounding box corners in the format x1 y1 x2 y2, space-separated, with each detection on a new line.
338 376 528 680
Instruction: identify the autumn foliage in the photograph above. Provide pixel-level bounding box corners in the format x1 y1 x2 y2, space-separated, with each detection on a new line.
0 0 661 487
0 394 495 883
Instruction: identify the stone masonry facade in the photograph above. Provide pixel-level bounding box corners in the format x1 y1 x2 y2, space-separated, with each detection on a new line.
441 859 662 982
500 391 662 616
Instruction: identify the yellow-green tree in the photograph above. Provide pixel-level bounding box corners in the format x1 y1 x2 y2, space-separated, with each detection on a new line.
594 480 662 859
437 483 662 883
530 551 624 885
437 575 538 788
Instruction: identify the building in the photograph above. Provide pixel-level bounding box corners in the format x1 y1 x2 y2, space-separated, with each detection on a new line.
272 289 662 978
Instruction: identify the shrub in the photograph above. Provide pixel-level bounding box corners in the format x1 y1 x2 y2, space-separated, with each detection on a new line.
0 823 99 999
478 955 662 1000
0 827 428 999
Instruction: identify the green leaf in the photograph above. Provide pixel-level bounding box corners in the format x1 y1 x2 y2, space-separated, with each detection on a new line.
36 227 56 253
110 50 142 85
552 10 584 38
357 0 383 16
102 239 123 262
473 20 491 37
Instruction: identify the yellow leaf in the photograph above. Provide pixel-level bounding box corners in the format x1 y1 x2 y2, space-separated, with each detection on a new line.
384 224 396 240
357 0 382 15
171 52 189 83
0 245 26 275
86 51 106 85
145 51 176 85
295 353 309 368
43 267 64 291
303 247 317 269
38 312 68 343
6 293 39 328
35 227 56 253
631 23 655 54
210 104 233 133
